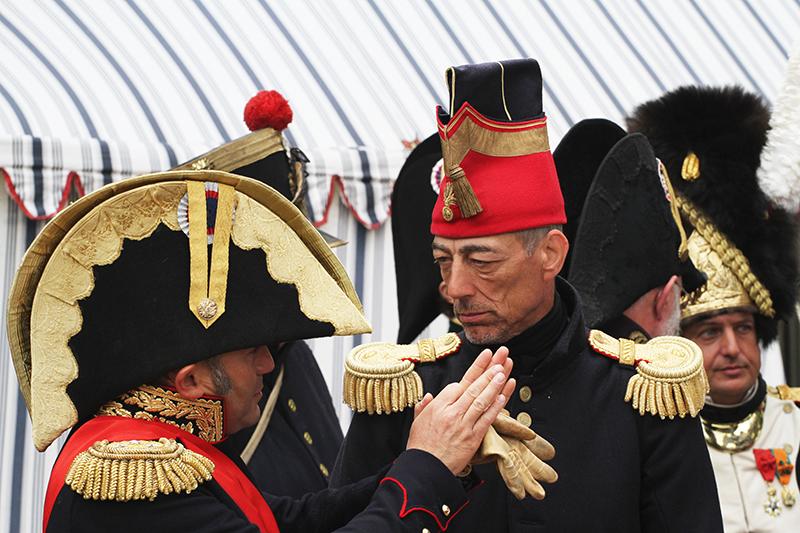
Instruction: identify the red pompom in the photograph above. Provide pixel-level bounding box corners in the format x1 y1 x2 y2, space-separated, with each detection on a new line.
243 90 293 132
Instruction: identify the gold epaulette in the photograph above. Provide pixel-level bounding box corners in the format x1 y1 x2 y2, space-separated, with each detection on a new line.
343 333 461 415
768 385 800 403
588 330 709 419
65 438 215 502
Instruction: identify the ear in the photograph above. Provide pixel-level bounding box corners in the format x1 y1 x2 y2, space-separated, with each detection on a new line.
540 230 569 282
654 275 679 321
173 363 212 399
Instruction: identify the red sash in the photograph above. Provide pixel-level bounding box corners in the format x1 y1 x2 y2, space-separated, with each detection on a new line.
43 417 280 533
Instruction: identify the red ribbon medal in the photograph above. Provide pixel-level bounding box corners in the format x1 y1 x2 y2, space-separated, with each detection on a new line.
753 448 781 516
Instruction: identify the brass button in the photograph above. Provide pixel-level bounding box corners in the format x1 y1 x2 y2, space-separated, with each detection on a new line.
288 399 297 412
519 386 532 402
197 298 218 319
786 444 794 455
516 412 532 427
319 463 329 477
304 431 313 445
784 403 793 414
442 504 450 516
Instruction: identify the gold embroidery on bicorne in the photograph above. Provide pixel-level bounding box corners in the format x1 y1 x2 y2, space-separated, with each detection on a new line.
588 330 709 419
65 437 215 502
96 385 224 443
230 192 371 335
30 183 185 452
442 182 457 222
343 333 461 414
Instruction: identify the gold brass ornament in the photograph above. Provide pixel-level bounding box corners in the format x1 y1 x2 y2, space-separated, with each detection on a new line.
681 151 700 182
588 330 709 419
197 298 218 320
343 333 461 414
701 402 764 453
442 182 457 222
677 193 775 320
65 438 215 502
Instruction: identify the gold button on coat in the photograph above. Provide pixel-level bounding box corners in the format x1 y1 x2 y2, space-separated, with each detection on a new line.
303 431 313 444
786 444 794 455
519 386 532 402
319 463 329 476
784 403 794 414
288 399 297 412
516 412 532 427
442 504 450 516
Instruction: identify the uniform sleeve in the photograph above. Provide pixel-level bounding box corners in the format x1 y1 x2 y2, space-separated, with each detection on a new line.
639 414 724 532
267 449 469 533
330 408 414 488
46 481 263 533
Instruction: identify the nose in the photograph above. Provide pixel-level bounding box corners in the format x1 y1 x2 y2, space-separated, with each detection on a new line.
718 327 740 358
445 259 475 300
254 345 275 374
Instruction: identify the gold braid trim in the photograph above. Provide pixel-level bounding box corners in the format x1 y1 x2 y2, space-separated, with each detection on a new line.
676 193 774 318
343 333 461 414
588 330 709 419
65 438 215 502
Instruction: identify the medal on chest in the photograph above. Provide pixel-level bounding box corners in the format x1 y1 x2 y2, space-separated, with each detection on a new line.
754 448 796 516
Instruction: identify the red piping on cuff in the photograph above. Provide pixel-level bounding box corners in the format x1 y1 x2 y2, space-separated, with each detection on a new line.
379 476 468 531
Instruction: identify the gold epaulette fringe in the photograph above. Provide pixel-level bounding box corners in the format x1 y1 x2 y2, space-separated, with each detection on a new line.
343 333 461 415
588 330 709 419
65 438 215 502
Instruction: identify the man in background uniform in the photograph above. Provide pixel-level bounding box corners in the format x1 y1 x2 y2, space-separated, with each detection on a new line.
173 90 343 497
332 58 724 532
391 132 459 344
555 119 706 342
629 83 800 532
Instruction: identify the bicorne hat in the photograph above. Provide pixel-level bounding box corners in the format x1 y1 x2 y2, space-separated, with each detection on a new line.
7 170 371 451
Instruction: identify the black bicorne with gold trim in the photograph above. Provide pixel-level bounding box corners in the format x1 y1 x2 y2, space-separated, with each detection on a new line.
7 170 371 452
563 131 705 329
627 85 799 343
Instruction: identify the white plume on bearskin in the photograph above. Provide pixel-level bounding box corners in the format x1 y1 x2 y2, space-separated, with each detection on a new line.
758 41 800 214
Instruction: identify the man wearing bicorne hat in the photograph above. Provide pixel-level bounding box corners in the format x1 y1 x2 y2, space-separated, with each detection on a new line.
8 165 536 532
629 82 800 533
332 58 724 531
172 89 346 498
555 119 707 342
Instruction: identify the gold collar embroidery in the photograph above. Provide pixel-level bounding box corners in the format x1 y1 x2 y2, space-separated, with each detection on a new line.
95 384 225 443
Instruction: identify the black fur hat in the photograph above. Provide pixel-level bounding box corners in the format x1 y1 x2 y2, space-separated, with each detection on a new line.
627 85 799 343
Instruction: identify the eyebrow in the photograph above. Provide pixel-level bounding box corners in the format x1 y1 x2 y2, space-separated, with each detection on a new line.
431 242 498 254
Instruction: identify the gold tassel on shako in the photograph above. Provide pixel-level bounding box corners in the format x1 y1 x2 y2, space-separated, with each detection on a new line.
588 330 709 419
65 438 215 502
343 333 461 415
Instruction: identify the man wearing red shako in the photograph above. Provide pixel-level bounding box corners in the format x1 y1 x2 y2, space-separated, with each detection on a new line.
8 160 536 531
332 58 724 531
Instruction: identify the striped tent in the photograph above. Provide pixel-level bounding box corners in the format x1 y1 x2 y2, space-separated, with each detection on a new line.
2 1 799 531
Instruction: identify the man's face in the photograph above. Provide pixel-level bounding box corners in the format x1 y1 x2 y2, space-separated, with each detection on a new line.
202 345 275 435
681 311 760 405
432 233 552 345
